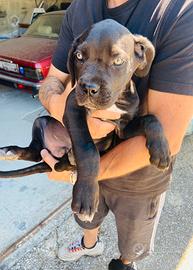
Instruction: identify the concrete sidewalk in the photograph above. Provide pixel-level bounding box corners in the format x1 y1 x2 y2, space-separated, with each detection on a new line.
0 85 72 265
0 85 193 270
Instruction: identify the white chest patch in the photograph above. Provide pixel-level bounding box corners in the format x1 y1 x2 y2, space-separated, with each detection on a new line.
106 104 127 114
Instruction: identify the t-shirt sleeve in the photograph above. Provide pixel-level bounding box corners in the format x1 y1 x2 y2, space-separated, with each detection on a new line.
52 7 74 73
149 6 193 96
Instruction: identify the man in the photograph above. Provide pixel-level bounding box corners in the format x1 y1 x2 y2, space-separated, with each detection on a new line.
39 0 193 269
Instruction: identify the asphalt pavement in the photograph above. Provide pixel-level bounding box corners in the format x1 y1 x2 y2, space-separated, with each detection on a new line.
0 84 193 270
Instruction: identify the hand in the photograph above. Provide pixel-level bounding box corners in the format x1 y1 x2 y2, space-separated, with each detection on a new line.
41 149 74 183
48 91 121 140
87 110 121 139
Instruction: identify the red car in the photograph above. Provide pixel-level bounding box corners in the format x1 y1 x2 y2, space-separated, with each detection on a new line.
0 11 65 95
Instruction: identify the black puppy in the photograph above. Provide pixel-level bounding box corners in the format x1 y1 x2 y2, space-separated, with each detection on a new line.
0 20 170 221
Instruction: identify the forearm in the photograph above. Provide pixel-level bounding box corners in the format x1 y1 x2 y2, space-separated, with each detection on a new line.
98 89 193 181
39 76 72 123
98 135 150 181
39 76 65 110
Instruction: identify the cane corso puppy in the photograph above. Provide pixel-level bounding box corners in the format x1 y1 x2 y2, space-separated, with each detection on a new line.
0 19 170 221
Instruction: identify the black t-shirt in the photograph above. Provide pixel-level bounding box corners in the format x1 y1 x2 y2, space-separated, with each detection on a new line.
52 0 193 196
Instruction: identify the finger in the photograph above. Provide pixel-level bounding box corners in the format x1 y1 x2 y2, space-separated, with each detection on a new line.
41 149 58 170
91 109 121 120
87 117 115 139
48 170 72 183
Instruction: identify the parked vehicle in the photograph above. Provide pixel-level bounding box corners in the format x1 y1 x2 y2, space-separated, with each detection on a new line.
0 11 65 95
0 1 71 40
18 7 46 36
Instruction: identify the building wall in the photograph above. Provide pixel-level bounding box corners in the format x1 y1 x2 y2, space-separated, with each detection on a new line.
0 0 67 35
0 0 36 32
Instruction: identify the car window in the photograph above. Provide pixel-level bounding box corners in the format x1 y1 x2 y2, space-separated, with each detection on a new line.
24 14 64 39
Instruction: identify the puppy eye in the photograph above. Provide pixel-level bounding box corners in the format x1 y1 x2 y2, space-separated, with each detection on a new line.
113 57 124 66
75 51 83 60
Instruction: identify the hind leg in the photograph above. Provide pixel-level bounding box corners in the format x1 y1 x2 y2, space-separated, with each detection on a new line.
0 116 50 162
0 146 40 161
42 116 72 159
0 116 72 163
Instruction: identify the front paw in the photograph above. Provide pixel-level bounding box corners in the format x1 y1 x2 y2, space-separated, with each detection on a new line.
146 137 171 170
72 181 99 222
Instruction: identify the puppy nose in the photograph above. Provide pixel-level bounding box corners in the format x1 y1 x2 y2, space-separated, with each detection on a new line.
80 81 100 96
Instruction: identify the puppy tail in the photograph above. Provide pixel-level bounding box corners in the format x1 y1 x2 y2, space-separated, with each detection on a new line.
0 162 51 179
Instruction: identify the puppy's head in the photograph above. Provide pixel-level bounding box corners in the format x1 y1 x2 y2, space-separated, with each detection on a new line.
67 19 155 110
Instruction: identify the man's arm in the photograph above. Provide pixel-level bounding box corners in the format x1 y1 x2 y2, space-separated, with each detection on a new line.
42 88 193 182
98 89 193 180
39 64 72 122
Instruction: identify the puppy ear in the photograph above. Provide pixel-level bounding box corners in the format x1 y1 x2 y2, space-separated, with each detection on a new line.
133 35 155 77
67 38 79 88
67 28 91 87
